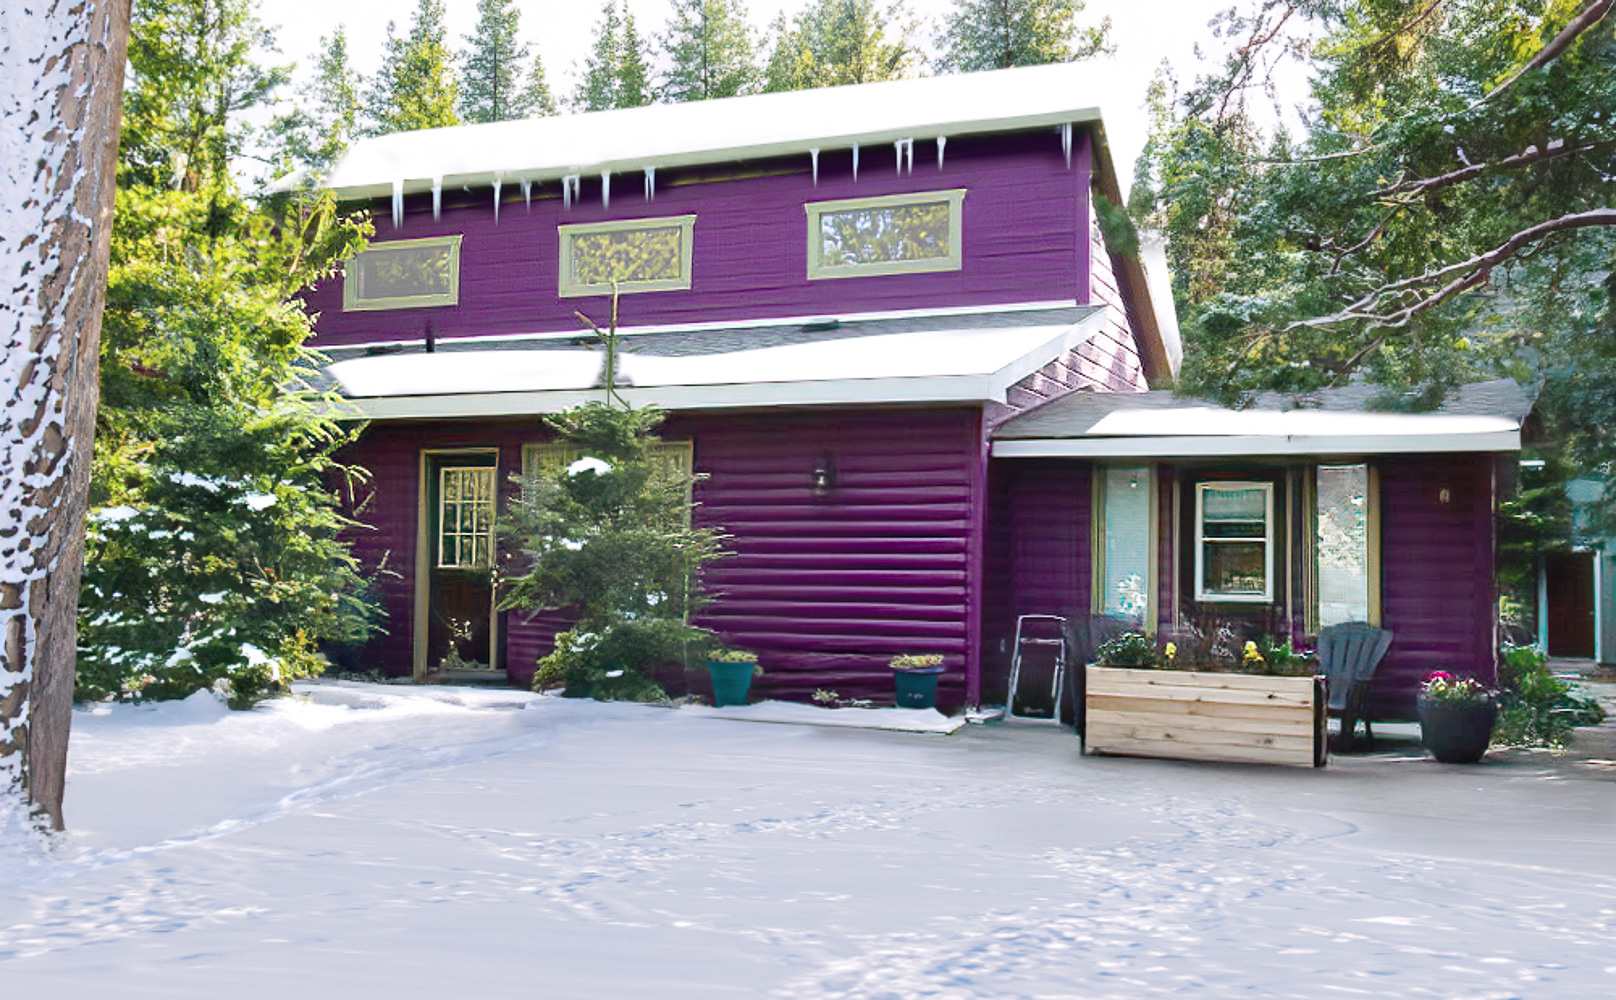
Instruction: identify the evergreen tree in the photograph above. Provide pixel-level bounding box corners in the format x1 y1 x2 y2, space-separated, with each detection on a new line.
762 0 916 93
271 26 362 181
460 0 530 123
367 0 460 134
617 7 654 108
574 2 624 111
81 0 379 706
936 0 1113 73
661 0 760 103
521 51 560 117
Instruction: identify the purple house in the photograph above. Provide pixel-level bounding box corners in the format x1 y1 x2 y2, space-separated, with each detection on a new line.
294 64 1526 716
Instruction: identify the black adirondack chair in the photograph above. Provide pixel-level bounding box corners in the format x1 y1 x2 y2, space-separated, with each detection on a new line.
1317 622 1393 751
1063 614 1137 740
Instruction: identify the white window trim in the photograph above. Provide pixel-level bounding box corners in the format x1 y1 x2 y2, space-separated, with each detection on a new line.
556 214 697 298
343 234 463 312
804 188 967 281
436 464 495 570
1194 481 1275 604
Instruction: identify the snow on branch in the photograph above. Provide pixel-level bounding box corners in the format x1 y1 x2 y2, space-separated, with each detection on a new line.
1295 208 1616 330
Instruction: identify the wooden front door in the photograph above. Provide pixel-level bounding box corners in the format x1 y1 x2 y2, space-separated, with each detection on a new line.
1545 550 1595 659
421 451 499 676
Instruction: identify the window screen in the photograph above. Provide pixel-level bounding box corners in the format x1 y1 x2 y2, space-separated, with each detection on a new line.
344 235 461 311
1316 464 1372 627
1100 466 1153 623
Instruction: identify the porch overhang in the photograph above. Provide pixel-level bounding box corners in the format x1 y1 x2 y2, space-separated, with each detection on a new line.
320 304 1109 420
990 379 1531 459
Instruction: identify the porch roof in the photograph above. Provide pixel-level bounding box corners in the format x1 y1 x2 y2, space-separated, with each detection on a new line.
319 304 1108 420
991 379 1531 458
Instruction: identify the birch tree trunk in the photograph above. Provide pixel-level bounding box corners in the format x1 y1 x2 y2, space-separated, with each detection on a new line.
1 0 132 832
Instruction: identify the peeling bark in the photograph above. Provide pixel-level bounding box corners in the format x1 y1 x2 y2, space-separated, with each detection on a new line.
1 0 132 831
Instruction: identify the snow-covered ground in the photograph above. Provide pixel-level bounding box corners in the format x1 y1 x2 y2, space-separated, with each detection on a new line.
4 681 1614 998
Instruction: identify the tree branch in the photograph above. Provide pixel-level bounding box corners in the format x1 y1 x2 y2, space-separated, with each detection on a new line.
1293 208 1616 329
1375 138 1615 200
1475 0 1613 106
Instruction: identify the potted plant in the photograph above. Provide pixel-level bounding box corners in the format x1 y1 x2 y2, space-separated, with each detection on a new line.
1416 671 1497 763
707 648 761 707
889 654 945 709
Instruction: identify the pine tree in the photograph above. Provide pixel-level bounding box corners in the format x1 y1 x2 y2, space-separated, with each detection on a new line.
936 0 1113 73
460 0 530 123
81 0 380 708
574 3 623 111
617 6 653 108
522 51 560 117
272 27 362 181
762 0 916 93
660 0 760 102
367 0 460 134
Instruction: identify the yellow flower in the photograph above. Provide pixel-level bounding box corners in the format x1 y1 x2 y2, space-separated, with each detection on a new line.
1243 641 1258 653
1164 642 1178 660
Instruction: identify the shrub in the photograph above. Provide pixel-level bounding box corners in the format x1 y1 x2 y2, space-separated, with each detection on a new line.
1095 632 1160 668
535 620 696 702
1491 644 1606 748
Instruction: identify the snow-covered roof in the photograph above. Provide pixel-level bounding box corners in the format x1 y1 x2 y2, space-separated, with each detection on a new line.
991 379 1531 457
323 305 1108 420
275 62 1110 201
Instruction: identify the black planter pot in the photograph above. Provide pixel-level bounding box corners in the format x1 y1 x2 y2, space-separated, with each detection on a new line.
1416 695 1497 764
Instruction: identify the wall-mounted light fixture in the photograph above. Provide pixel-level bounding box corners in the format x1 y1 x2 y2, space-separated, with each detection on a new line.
1438 487 1452 504
811 454 836 497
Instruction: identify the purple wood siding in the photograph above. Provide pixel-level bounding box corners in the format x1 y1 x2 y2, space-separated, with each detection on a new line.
337 408 983 706
307 131 1092 349
1375 453 1498 715
980 459 1091 702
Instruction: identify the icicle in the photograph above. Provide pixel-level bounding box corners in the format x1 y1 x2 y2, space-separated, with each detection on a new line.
601 171 611 209
431 177 442 221
391 179 404 229
643 166 656 202
562 174 580 210
521 178 532 212
894 138 913 175
809 148 820 186
492 174 503 225
1060 123 1073 169
852 143 859 182
936 136 947 170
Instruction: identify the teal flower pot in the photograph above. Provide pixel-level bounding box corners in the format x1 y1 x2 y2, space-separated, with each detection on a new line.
893 666 944 709
707 660 755 707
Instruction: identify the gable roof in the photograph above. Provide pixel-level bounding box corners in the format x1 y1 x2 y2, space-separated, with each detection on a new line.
277 62 1111 202
319 305 1108 420
992 379 1532 457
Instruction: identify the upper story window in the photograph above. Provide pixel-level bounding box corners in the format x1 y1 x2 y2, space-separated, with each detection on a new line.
343 235 462 312
558 214 697 298
1195 482 1274 603
805 188 967 281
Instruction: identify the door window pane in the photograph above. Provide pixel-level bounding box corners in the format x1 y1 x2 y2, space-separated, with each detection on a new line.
1317 464 1371 626
439 466 496 570
1100 466 1152 623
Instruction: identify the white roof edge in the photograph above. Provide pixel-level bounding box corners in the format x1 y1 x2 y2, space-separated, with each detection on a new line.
991 430 1523 459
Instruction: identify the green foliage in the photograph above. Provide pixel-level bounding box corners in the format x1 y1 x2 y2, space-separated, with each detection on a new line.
270 27 361 183
521 52 560 118
889 654 944 670
501 388 730 700
660 0 761 102
367 0 460 134
1132 0 1615 415
710 648 761 664
618 10 653 109
1093 191 1139 260
1491 643 1606 747
459 0 532 123
575 1 653 111
936 0 1112 72
1419 670 1492 704
763 0 916 92
1094 632 1160 668
1247 635 1314 676
79 2 381 708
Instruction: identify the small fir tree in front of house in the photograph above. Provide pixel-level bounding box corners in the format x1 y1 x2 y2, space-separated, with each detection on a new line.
501 304 728 701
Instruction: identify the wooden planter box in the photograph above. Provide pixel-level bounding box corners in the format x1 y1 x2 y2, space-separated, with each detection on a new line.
1085 666 1328 767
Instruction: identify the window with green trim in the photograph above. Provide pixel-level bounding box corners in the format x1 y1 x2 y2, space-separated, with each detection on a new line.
557 215 697 297
805 189 967 280
344 235 462 311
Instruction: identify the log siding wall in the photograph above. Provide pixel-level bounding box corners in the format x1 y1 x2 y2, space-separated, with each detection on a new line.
307 131 1095 349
